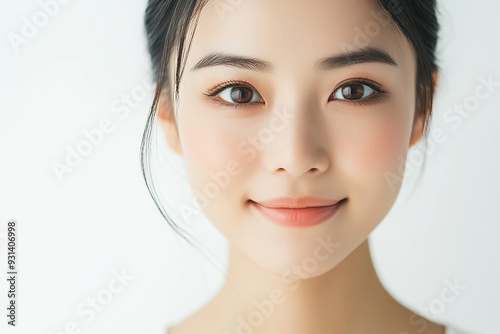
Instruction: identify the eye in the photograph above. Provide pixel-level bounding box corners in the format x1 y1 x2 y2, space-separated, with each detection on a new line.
329 82 378 102
218 85 263 104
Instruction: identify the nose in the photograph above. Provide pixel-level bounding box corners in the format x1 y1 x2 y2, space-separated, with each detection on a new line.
263 103 331 178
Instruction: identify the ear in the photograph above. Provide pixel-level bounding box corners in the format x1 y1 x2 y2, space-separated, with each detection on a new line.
409 112 424 148
409 71 439 148
157 93 182 155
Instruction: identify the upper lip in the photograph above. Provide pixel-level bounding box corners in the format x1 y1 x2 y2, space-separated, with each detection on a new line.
251 196 345 209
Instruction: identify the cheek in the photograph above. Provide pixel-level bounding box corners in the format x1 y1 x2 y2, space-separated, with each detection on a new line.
326 106 414 244
332 102 415 219
336 104 413 180
177 110 252 210
184 122 230 171
359 114 410 173
181 118 234 180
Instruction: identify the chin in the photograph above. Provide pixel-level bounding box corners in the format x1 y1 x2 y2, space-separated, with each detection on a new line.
234 231 364 281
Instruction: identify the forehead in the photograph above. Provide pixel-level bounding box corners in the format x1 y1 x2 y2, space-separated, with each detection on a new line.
185 0 414 72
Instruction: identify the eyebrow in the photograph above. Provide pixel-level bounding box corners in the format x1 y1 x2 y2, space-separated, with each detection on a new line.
189 47 398 72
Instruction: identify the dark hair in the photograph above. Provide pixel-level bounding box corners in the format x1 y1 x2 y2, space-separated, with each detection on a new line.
141 0 441 247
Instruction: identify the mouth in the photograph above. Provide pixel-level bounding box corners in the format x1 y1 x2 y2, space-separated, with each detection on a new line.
248 197 347 228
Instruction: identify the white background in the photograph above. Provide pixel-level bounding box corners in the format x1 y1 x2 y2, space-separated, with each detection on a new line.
1 0 499 333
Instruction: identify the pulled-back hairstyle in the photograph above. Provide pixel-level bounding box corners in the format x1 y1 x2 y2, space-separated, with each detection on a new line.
141 0 441 246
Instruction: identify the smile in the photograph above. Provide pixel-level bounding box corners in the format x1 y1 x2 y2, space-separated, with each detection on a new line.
249 197 347 227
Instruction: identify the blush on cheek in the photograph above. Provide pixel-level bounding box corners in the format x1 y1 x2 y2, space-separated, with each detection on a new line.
184 127 230 174
364 128 401 171
181 120 249 187
355 114 412 177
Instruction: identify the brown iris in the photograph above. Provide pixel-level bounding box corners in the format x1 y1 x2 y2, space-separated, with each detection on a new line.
230 86 254 103
341 84 365 100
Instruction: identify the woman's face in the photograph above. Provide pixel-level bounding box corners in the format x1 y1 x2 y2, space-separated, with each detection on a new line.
161 0 421 276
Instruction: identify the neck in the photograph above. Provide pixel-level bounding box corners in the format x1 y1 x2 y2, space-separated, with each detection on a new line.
211 239 409 334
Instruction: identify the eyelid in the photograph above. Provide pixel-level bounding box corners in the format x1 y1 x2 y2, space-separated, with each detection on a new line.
329 78 389 104
203 80 261 98
333 77 387 92
202 80 265 109
202 77 389 108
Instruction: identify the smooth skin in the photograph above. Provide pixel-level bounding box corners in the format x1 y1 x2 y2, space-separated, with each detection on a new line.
157 0 442 333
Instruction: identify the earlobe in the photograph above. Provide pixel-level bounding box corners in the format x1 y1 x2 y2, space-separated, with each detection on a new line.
409 112 424 148
157 93 183 155
409 70 439 148
433 71 439 90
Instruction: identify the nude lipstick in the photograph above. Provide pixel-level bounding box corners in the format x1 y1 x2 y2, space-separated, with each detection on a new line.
249 196 346 227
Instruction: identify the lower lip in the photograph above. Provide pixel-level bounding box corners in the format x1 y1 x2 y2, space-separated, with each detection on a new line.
249 199 346 227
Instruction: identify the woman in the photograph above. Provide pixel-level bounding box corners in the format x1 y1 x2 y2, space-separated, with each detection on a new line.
142 0 469 333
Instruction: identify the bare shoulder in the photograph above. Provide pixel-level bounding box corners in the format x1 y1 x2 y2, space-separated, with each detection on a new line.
382 304 447 334
167 301 223 334
169 314 446 334
395 312 447 334
421 322 447 334
167 314 212 334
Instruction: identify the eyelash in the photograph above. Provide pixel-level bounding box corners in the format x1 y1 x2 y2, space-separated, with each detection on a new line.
202 78 389 108
202 80 261 109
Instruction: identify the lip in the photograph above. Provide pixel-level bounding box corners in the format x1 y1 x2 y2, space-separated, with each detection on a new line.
249 196 346 227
